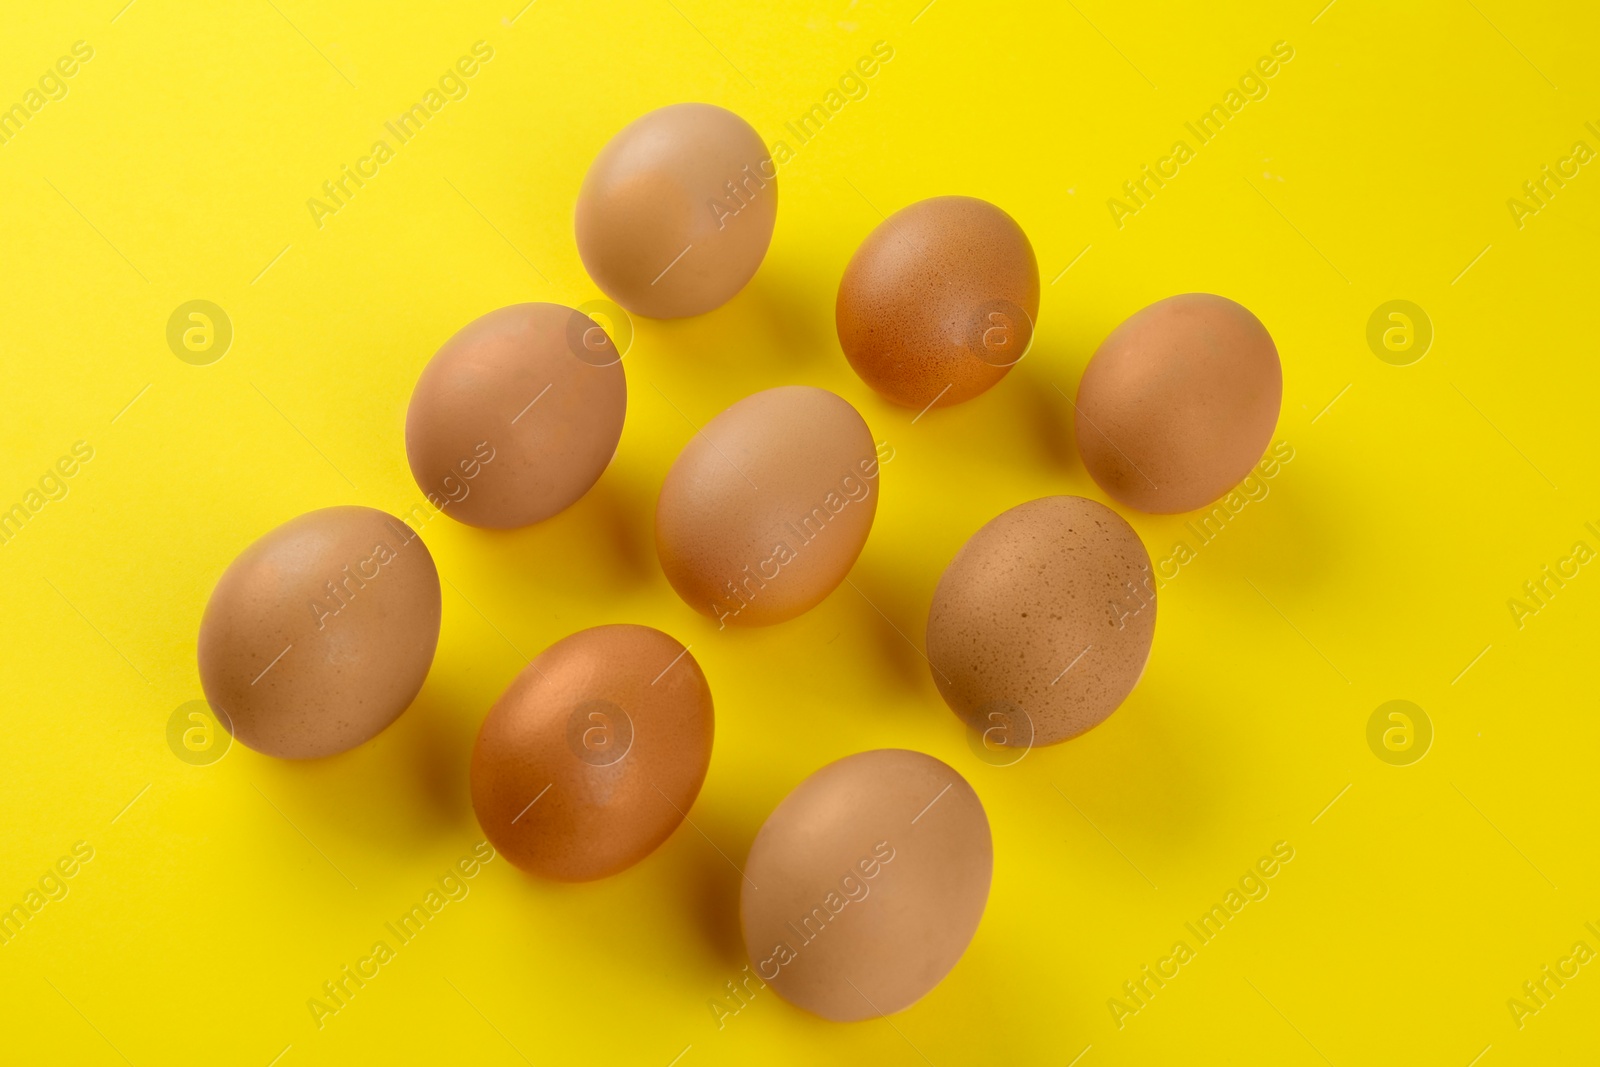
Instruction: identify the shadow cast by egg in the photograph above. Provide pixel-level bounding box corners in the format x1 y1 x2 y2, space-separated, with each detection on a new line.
238 673 481 860
737 260 835 368
635 280 824 396
1042 668 1217 863
456 464 659 607
662 805 754 969
1013 357 1080 477
835 560 943 698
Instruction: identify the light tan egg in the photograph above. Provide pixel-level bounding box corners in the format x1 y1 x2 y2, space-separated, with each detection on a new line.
741 749 992 1021
197 506 441 759
576 103 776 319
469 625 714 881
405 303 626 529
1075 293 1281 513
836 196 1039 409
926 496 1154 748
655 386 879 627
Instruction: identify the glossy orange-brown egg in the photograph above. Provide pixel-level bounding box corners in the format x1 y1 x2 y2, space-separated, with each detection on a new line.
470 625 714 882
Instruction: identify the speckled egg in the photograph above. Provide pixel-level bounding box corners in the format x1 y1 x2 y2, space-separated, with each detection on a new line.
836 196 1039 409
926 496 1154 747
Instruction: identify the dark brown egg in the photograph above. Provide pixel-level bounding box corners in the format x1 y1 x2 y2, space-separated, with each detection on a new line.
576 103 776 319
926 496 1154 748
405 303 626 529
197 506 441 759
470 625 714 881
1075 293 1281 513
741 749 992 1021
836 196 1039 409
655 386 879 627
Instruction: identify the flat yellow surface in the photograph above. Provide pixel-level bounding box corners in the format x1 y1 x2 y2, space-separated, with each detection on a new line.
3 1 1598 1063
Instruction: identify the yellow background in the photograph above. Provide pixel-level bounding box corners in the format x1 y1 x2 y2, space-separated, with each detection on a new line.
3 0 1597 1063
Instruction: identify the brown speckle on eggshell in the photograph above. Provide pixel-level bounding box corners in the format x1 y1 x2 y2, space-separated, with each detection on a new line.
926 496 1155 747
836 196 1039 409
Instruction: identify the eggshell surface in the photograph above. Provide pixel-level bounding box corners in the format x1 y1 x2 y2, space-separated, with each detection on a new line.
405 302 626 529
655 386 879 627
836 196 1039 408
926 496 1155 748
470 625 714 882
1075 292 1282 513
741 749 992 1022
576 103 776 319
197 506 442 759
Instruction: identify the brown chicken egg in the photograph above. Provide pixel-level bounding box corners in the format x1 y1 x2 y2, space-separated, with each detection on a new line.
1075 293 1281 513
741 749 992 1022
197 506 441 759
656 386 879 627
575 103 776 319
470 625 714 881
405 303 626 529
836 196 1039 409
926 496 1154 748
